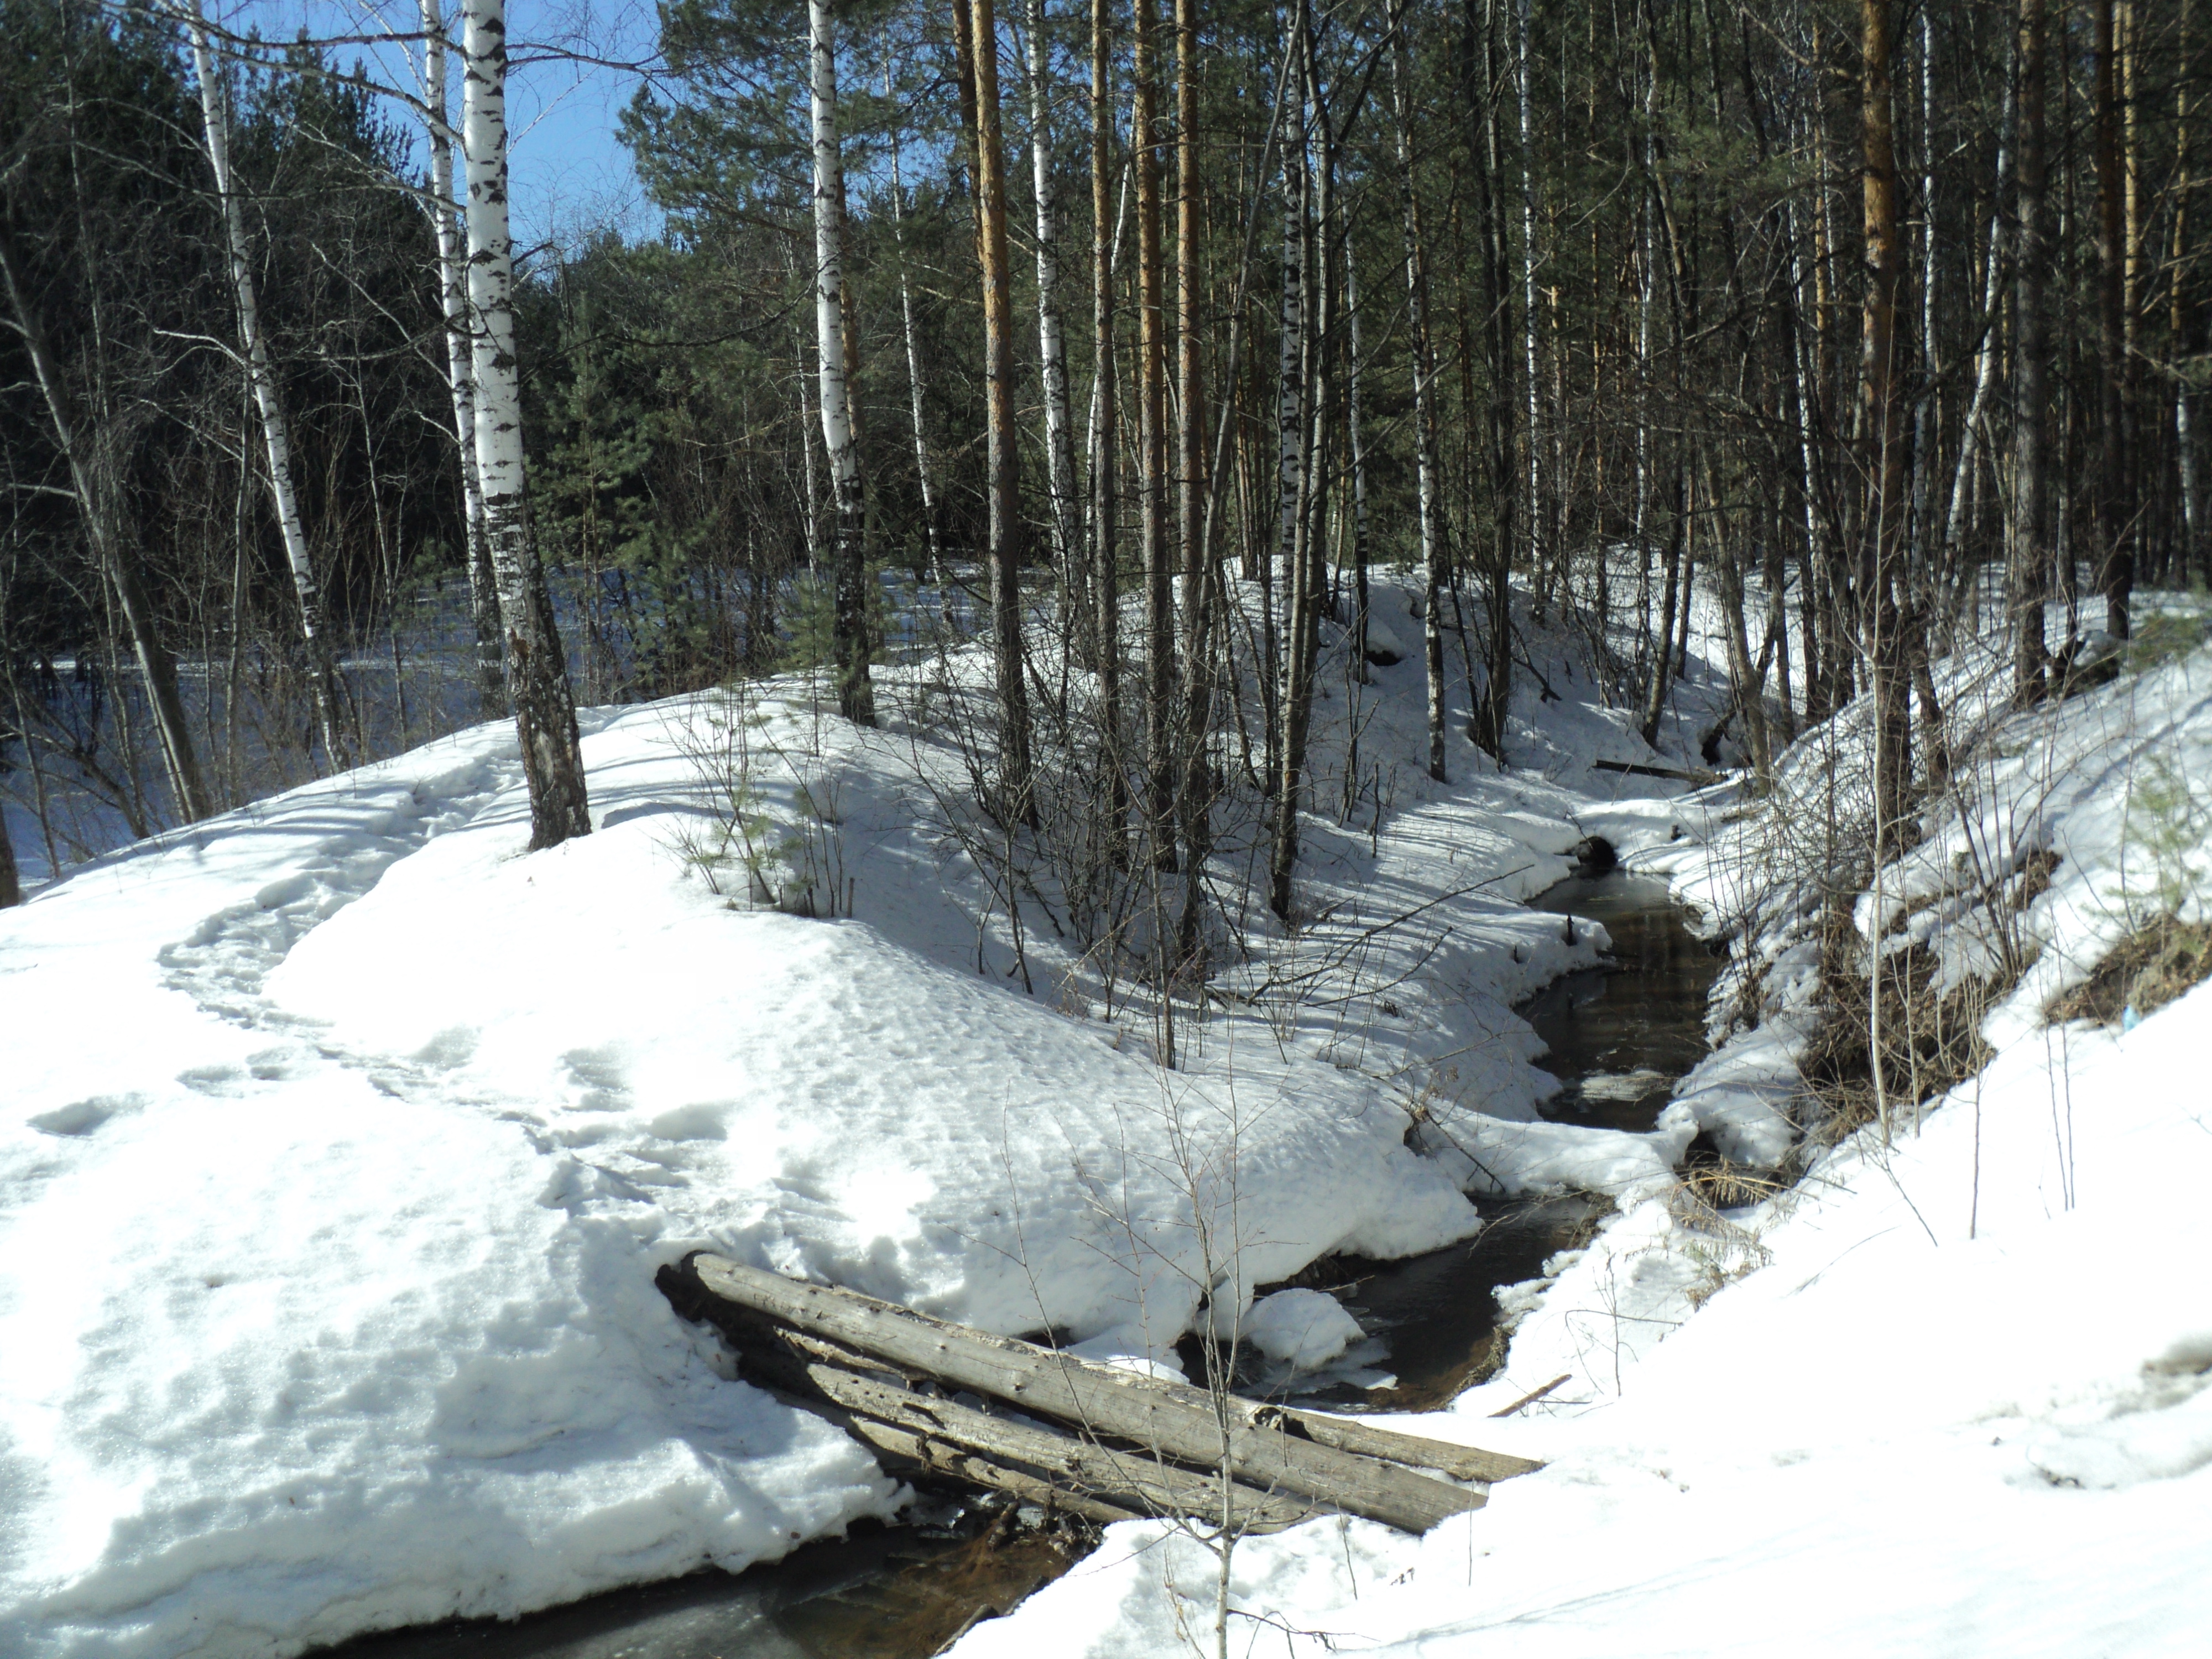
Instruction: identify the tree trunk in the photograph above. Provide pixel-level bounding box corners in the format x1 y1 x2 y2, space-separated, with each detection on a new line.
461 0 590 848
0 786 19 905
968 0 1036 821
2092 0 2133 640
422 1 506 719
1344 248 1371 686
1859 0 1912 846
1091 0 1125 849
1266 4 1311 921
808 0 875 726
1133 0 1173 858
189 3 346 769
1172 0 1212 956
1389 0 1447 783
2011 0 2051 703
1466 0 1515 763
1026 0 1079 606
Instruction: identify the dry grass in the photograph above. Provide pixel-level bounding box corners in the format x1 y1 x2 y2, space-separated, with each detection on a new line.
2048 914 2212 1026
1801 937 2004 1145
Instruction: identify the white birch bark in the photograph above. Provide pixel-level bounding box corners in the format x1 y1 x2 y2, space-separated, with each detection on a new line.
1943 67 2013 558
187 3 344 766
1389 3 1446 782
1025 0 1078 593
1515 0 1542 598
422 0 505 716
461 0 591 846
808 0 873 723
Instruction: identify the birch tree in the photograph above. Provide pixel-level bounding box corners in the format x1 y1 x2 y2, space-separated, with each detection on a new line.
1025 0 1078 598
808 0 873 724
422 0 505 717
185 2 345 767
1388 0 1446 784
1133 0 1172 855
460 0 591 847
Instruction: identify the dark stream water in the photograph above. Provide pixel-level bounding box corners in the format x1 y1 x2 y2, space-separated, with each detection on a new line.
1272 872 1727 1414
316 873 1720 1659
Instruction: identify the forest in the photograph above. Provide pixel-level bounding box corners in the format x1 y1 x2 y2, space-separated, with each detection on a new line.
4 4 2211 1656
2 0 2203 909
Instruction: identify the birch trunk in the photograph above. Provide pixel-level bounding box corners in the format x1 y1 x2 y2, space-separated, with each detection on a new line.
422 1 505 718
1942 63 2012 564
968 0 1036 820
1172 0 1211 952
460 0 590 848
2011 0 2051 701
1025 0 1079 601
1133 0 1172 855
1266 9 1312 922
1389 0 1446 784
1515 0 1543 607
1345 243 1370 686
808 0 874 724
1091 0 1126 846
188 5 346 768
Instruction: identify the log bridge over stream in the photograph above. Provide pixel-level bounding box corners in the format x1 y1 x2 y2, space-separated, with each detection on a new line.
659 1251 1542 1536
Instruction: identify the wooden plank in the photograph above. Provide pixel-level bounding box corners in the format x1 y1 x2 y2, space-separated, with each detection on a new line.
1272 1408 1543 1485
675 1252 1488 1534
802 1359 1322 1532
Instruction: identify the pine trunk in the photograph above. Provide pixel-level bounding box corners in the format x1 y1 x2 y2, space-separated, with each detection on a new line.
968 0 1036 821
1860 0 1912 844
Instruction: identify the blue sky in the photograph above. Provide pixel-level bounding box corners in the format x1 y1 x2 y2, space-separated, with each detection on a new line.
222 1 663 252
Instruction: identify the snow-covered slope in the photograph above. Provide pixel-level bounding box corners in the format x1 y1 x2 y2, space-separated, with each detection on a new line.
950 620 2212 1659
8 601 1652 1657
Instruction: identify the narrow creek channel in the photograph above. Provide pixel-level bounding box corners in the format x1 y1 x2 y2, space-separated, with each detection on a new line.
316 872 1721 1659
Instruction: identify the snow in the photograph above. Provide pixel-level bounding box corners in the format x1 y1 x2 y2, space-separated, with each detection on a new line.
9 567 2204 1659
1240 1290 1364 1371
949 608 2212 1659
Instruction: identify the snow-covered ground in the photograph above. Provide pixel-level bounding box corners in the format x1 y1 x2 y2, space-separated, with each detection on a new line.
1 576 1729 1657
953 604 2212 1658
7 576 2205 1658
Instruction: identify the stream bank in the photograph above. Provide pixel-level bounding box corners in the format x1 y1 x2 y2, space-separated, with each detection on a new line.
315 873 1724 1659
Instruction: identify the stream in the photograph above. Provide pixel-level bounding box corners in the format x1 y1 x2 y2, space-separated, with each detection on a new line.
315 871 1722 1659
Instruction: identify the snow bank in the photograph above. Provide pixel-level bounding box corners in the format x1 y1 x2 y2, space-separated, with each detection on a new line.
1 680 1495 1657
951 623 2212 1659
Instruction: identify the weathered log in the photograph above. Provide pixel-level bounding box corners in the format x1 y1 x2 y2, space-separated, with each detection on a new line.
666 1252 1519 1534
1269 1407 1541 1485
800 1359 1321 1532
